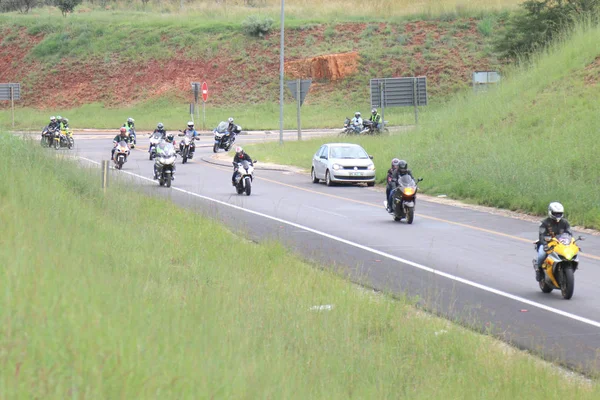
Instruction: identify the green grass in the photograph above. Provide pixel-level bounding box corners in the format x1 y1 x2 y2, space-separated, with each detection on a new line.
1 131 600 397
0 95 423 132
243 22 600 229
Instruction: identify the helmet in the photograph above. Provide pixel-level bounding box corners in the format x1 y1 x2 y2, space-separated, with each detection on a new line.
63 118 68 125
127 117 134 123
355 112 361 118
57 115 62 121
548 202 564 222
391 158 400 168
397 160 408 174
119 127 127 135
50 116 56 122
157 122 164 130
228 117 234 123
187 121 194 128
235 146 243 155
372 108 377 114
166 133 174 142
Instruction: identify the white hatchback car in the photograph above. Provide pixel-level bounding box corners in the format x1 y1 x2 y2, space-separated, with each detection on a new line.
311 143 376 186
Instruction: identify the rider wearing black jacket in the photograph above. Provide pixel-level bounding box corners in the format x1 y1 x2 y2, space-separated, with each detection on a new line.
232 146 253 185
535 202 572 281
387 160 416 212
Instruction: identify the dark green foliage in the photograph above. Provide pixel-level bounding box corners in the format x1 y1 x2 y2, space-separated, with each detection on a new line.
241 15 274 38
495 0 600 59
55 0 81 17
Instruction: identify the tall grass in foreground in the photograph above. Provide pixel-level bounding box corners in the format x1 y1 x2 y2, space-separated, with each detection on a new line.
246 22 600 229
0 132 598 397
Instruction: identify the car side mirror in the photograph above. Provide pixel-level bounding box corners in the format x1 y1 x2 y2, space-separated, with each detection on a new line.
369 155 373 159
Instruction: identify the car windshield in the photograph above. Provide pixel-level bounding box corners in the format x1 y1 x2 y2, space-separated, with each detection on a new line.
398 174 415 187
557 233 572 245
330 146 369 159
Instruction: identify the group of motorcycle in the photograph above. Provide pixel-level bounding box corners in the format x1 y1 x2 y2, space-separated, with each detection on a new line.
40 125 74 150
341 117 388 135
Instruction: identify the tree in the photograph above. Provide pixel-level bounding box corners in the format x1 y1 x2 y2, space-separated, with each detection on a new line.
55 0 81 16
494 0 600 59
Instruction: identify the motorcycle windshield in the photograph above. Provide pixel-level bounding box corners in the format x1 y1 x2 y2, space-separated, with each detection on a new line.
158 143 176 157
117 141 129 150
151 132 162 139
240 160 251 171
216 121 228 133
398 174 416 188
557 233 572 245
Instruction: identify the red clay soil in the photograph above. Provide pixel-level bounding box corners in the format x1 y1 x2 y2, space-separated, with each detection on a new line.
0 19 501 109
583 56 600 86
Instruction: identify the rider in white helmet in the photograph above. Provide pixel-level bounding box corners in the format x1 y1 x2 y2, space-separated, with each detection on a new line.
178 121 198 156
535 202 573 281
351 111 363 134
232 146 254 185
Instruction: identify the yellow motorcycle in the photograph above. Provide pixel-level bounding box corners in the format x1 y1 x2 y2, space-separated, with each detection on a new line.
53 128 74 150
533 233 584 299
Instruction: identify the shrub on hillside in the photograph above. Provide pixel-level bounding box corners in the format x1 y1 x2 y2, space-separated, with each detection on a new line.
55 0 81 16
0 0 38 13
242 15 274 38
495 0 600 59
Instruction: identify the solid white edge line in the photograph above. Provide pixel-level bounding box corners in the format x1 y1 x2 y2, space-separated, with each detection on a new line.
78 156 600 330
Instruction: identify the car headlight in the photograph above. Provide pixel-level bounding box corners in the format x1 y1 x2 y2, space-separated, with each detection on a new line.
332 164 341 170
367 164 375 170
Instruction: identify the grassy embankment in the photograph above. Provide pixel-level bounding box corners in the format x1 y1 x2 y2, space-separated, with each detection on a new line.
0 2 507 130
1 131 600 396
244 22 600 229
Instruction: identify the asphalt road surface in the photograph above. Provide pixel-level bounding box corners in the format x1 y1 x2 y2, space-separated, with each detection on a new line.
60 131 600 374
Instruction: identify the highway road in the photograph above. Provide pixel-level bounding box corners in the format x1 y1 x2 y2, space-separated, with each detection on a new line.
65 131 600 374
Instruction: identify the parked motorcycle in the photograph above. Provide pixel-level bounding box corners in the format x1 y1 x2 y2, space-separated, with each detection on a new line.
178 131 199 164
155 142 177 187
533 233 584 299
112 140 130 170
361 119 389 135
213 121 241 153
340 117 354 135
233 160 257 196
148 131 163 160
53 129 74 150
385 175 423 224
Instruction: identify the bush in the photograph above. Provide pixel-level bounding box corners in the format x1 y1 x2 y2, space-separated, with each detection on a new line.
55 0 81 16
242 15 274 38
495 0 600 59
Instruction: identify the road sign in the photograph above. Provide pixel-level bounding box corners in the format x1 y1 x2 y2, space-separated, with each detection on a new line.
369 77 428 125
0 83 20 100
202 82 208 102
286 79 311 106
191 82 200 103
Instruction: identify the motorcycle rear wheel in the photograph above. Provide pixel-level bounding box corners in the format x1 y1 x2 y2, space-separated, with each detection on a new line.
539 279 553 293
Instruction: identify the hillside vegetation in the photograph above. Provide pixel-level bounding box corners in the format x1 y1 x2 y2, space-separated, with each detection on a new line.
246 22 600 229
0 3 507 130
2 131 600 397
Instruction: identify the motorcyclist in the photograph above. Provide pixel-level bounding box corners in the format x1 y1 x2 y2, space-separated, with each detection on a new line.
535 202 573 282
61 118 70 130
112 127 131 158
351 112 363 134
387 160 416 213
232 146 253 185
369 108 382 131
123 117 136 145
48 116 60 131
165 132 175 146
153 139 177 181
178 121 198 156
224 117 238 145
385 158 401 212
151 122 167 139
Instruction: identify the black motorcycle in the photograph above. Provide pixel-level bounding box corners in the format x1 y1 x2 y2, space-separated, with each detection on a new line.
213 124 241 153
40 125 56 148
387 175 423 224
361 120 389 135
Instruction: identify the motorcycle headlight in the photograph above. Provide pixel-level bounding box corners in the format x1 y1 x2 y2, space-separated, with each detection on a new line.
332 164 341 170
403 187 415 196
163 156 176 164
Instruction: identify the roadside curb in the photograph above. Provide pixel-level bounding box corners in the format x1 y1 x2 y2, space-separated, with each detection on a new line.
200 154 302 172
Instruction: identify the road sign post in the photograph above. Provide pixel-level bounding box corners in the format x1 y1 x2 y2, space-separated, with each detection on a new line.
1 83 21 128
201 82 208 131
286 79 312 142
101 160 109 193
